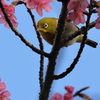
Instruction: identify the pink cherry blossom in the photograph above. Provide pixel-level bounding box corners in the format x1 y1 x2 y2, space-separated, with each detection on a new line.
24 0 53 16
0 0 18 28
24 0 38 9
0 79 11 100
95 17 100 29
67 11 85 25
50 93 63 100
4 13 18 28
0 80 6 91
65 86 74 94
0 91 11 100
36 0 52 16
96 8 100 16
67 0 88 13
1 91 10 97
64 93 73 100
95 8 100 29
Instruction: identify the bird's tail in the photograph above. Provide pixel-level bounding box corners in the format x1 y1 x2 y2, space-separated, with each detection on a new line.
85 39 98 48
76 34 98 48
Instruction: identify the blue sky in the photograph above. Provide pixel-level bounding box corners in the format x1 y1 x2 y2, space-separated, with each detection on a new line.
0 0 100 100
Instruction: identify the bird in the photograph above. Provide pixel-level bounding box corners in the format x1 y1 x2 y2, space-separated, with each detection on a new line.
37 17 98 48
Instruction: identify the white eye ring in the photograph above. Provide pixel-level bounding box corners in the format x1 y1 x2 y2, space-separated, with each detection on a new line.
44 23 48 28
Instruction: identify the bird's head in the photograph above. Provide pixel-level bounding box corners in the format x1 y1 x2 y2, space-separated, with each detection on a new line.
37 17 58 45
37 17 58 34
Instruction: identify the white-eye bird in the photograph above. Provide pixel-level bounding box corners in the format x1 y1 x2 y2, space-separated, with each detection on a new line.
37 17 98 48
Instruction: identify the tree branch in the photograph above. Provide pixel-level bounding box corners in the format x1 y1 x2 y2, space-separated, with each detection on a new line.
0 1 49 58
53 1 94 80
60 19 97 47
25 6 44 92
61 29 82 47
39 1 70 100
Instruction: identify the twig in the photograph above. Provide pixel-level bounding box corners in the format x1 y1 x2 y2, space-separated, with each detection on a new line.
61 29 81 47
39 1 70 100
53 31 86 80
0 1 49 58
26 7 44 92
59 19 97 47
88 20 96 29
73 86 89 96
53 0 94 80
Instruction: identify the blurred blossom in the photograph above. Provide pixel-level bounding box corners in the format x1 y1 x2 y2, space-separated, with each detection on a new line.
0 0 18 28
0 79 11 100
67 0 88 13
24 0 53 16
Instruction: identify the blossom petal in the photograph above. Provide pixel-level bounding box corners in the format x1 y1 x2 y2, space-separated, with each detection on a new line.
42 4 52 12
64 93 73 100
1 91 11 97
96 8 100 16
67 0 88 12
50 93 63 100
0 82 6 91
95 17 100 29
65 86 74 94
36 6 43 16
0 0 18 28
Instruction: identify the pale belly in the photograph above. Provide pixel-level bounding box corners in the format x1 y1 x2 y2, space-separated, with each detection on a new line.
65 36 79 47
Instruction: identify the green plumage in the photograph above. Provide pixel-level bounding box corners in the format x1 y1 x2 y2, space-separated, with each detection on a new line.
37 17 98 48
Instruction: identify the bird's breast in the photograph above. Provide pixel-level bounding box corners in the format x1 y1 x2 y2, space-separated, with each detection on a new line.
40 32 55 45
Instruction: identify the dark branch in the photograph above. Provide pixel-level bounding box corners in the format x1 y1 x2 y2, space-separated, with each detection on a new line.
73 86 89 97
59 20 97 47
39 1 70 100
25 6 44 92
53 1 94 80
60 29 81 47
53 31 86 79
0 1 49 58
89 20 96 29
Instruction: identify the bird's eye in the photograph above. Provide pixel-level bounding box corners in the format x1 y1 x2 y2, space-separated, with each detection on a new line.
44 23 48 28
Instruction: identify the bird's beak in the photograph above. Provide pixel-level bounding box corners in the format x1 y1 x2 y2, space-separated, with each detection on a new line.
37 27 46 33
